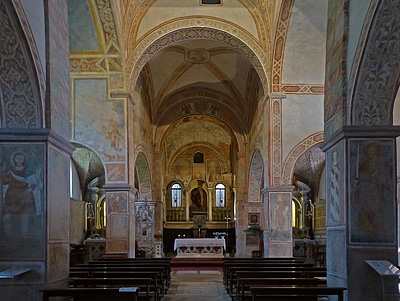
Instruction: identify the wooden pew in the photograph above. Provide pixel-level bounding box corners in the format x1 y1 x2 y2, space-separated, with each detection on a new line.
224 263 320 290
40 287 138 301
222 258 305 280
69 277 155 300
79 262 171 288
250 286 346 301
236 277 327 301
69 270 162 300
228 269 326 295
70 266 167 293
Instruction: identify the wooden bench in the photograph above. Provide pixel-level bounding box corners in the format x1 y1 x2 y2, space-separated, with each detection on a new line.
236 277 327 301
225 263 322 291
70 266 167 292
222 258 305 279
79 262 171 288
69 277 156 300
228 269 326 294
250 286 346 301
40 287 138 301
69 270 162 300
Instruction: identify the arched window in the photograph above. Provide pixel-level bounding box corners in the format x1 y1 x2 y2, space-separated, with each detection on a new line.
172 183 182 207
194 152 204 163
215 183 226 207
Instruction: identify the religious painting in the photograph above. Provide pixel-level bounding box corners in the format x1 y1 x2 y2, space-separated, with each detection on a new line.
74 78 125 162
326 141 344 225
108 193 127 214
192 163 205 180
248 213 260 226
0 143 45 259
175 158 191 182
206 158 221 182
349 139 395 243
270 193 291 241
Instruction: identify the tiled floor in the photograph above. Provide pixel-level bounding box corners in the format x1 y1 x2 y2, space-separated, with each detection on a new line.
163 270 231 301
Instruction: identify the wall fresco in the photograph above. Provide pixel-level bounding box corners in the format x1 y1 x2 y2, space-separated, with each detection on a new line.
349 139 395 243
326 141 344 225
0 143 44 259
74 78 125 162
270 193 291 241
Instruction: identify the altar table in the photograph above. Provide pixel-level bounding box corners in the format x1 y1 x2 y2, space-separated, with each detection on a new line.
174 238 225 257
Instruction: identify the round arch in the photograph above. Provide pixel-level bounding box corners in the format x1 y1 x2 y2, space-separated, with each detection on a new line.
281 132 324 186
126 19 270 94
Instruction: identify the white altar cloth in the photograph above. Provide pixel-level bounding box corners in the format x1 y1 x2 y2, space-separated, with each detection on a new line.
174 238 225 257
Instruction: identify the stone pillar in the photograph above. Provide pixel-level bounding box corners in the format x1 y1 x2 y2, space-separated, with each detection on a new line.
264 186 294 257
321 126 400 300
184 187 190 221
235 151 247 256
207 185 213 221
103 184 136 258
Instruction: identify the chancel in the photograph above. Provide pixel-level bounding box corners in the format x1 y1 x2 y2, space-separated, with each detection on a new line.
0 1 399 300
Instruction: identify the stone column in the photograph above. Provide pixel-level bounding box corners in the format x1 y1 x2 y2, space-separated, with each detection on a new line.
207 185 213 221
103 184 136 257
321 126 400 301
184 187 190 221
264 186 294 257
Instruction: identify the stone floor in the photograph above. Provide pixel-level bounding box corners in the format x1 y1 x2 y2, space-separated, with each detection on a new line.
163 270 231 301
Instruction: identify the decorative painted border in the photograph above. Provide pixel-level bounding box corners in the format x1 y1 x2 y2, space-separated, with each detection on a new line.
281 132 324 186
126 19 269 94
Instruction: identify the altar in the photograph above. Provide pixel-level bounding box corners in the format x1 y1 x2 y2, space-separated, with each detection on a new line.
174 238 225 257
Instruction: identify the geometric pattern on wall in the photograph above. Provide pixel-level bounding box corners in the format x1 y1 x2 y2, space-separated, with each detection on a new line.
0 0 42 128
352 0 400 126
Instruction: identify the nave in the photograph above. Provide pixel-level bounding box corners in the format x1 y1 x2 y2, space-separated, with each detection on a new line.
163 270 230 301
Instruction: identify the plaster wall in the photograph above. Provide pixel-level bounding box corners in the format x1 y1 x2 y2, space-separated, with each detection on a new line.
69 199 85 245
20 0 46 77
347 0 372 80
282 0 328 84
281 94 324 161
137 0 258 40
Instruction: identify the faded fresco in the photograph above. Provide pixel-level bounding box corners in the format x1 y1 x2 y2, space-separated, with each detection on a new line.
326 141 344 225
248 150 264 202
74 79 125 162
206 158 221 182
175 158 192 182
350 140 395 243
270 193 291 241
0 144 44 258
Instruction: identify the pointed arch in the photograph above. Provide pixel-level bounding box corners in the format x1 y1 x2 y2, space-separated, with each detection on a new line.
248 149 264 203
350 0 400 125
134 152 152 201
0 0 43 128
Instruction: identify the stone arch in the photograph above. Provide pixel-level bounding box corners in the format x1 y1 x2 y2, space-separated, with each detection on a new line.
281 132 324 186
248 149 264 203
134 152 152 201
0 0 43 128
350 0 400 125
126 19 270 94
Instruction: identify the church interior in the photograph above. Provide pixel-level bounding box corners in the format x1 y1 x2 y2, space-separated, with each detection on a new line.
0 0 400 300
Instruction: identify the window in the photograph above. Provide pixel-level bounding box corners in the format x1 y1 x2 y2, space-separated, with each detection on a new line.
172 183 182 207
215 183 226 207
194 152 204 163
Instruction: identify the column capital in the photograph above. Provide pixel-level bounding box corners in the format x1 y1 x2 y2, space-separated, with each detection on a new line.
264 186 295 193
267 93 287 100
103 183 133 192
320 125 400 151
